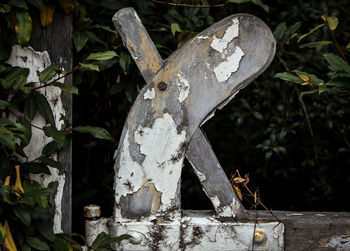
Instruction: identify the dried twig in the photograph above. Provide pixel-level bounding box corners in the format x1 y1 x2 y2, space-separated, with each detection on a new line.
151 0 227 8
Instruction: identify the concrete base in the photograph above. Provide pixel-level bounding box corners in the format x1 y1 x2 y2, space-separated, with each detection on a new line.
86 210 284 250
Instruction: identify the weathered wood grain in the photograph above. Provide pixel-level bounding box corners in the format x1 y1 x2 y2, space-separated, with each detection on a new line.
186 128 246 218
112 8 275 220
247 210 350 250
113 8 246 219
29 11 73 233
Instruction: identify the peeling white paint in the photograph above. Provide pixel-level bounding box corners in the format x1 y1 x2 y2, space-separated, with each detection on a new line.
134 11 141 22
115 131 144 202
213 46 244 82
7 45 66 233
210 195 221 209
176 74 190 103
143 88 155 100
216 199 238 218
194 36 209 41
210 18 239 53
134 113 186 211
192 166 206 182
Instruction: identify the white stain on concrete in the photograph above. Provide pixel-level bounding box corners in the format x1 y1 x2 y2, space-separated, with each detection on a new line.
7 45 66 233
176 74 190 103
134 113 186 211
114 131 144 202
211 18 239 53
213 46 244 82
143 88 155 100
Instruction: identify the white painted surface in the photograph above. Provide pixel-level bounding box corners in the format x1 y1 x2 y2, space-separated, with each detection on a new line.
143 88 155 100
211 18 239 53
134 113 186 211
134 10 141 22
213 46 244 82
105 210 284 250
85 218 110 247
7 45 66 233
176 74 190 103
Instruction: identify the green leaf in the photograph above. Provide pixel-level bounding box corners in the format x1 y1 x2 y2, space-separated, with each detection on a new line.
86 51 118 61
73 126 114 141
323 53 350 74
299 40 332 48
327 16 338 30
42 141 59 155
85 31 107 46
293 70 324 85
0 41 12 63
252 0 269 12
38 226 55 242
13 206 31 226
22 244 31 251
91 232 131 249
16 9 32 46
35 93 55 126
297 23 325 43
0 66 29 90
299 89 318 99
79 63 99 72
170 23 181 36
21 162 50 174
16 116 31 146
25 95 37 120
92 24 119 34
43 126 66 148
110 82 125 95
273 72 303 84
39 65 59 83
53 238 71 251
0 133 16 150
119 51 131 73
273 22 286 42
0 4 11 13
39 156 64 173
26 237 50 250
54 83 79 94
72 31 88 52
0 99 10 110
8 0 28 9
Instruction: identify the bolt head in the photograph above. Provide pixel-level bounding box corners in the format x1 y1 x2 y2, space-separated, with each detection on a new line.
158 82 167 91
254 229 267 244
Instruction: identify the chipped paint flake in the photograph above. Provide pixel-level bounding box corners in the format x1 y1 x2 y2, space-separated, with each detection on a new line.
134 113 186 211
192 166 206 182
194 36 209 41
114 131 144 202
143 88 155 100
213 46 244 82
211 18 239 53
176 74 190 103
134 11 141 22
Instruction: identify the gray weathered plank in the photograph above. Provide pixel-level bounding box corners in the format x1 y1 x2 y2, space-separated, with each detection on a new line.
247 210 350 250
112 8 275 220
29 11 73 233
186 128 246 218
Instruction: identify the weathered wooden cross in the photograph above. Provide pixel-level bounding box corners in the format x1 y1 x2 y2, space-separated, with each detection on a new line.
85 7 284 250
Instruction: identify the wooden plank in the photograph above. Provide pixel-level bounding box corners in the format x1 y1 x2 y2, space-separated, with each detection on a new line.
112 8 275 220
113 8 245 219
186 128 246 218
247 210 350 250
29 11 73 233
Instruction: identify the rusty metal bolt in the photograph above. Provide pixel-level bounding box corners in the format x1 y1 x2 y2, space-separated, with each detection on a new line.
254 229 267 244
157 82 167 91
84 204 101 220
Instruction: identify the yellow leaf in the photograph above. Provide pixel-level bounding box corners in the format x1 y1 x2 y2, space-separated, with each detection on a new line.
321 14 328 22
244 173 250 185
327 16 338 31
13 165 24 195
40 3 55 28
15 9 32 46
59 0 75 14
299 75 310 82
290 33 298 39
254 191 257 204
4 176 10 186
4 220 17 251
232 177 245 184
233 185 243 201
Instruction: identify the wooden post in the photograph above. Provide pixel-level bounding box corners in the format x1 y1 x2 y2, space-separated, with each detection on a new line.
28 11 72 233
